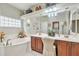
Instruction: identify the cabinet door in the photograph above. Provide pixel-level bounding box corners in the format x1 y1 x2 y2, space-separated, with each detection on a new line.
31 37 36 51
57 40 67 56
35 37 38 51
31 37 43 54
56 40 71 56
37 37 43 53
71 42 79 56
35 37 43 54
66 42 71 56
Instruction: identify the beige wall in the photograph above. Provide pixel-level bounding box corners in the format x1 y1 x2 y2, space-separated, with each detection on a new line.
0 3 22 19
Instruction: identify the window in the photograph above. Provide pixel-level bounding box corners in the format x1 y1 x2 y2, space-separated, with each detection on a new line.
0 16 21 28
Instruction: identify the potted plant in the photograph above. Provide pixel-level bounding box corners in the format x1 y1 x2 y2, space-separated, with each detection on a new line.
48 28 55 36
18 31 27 38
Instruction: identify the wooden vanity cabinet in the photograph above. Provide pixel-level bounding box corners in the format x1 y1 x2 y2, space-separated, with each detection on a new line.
31 37 36 51
55 40 71 56
31 36 43 54
71 42 79 56
55 40 79 56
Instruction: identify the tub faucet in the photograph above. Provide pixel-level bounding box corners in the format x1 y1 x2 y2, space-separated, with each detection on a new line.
6 39 11 46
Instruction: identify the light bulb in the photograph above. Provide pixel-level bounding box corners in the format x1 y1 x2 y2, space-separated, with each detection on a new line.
48 13 51 18
49 8 52 12
54 12 57 16
45 10 49 13
52 13 54 16
27 19 30 24
53 7 58 11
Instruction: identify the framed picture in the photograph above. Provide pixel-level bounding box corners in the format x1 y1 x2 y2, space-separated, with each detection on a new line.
52 22 59 30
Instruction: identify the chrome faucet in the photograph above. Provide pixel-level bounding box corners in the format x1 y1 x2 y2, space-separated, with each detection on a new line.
6 39 11 46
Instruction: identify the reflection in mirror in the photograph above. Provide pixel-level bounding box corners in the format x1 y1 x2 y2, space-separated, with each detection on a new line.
52 22 59 34
77 20 79 33
71 9 79 34
47 11 70 36
72 20 76 33
62 21 67 34
72 20 79 33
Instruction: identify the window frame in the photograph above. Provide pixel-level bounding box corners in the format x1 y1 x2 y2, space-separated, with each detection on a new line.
0 16 21 28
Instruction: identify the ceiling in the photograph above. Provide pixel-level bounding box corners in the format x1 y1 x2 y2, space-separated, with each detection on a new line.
9 3 79 13
9 3 57 11
9 3 37 11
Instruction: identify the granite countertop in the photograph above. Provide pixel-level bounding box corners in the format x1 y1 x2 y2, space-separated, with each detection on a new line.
31 33 79 43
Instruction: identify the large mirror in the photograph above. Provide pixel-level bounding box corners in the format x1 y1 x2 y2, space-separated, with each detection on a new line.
22 8 71 36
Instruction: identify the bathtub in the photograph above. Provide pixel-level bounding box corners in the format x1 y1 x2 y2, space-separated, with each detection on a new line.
0 37 31 56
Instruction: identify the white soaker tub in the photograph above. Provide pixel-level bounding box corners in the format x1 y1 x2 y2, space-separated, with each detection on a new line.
0 37 31 56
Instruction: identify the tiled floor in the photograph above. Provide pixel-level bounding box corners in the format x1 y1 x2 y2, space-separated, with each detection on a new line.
25 51 43 56
25 42 55 56
25 42 43 56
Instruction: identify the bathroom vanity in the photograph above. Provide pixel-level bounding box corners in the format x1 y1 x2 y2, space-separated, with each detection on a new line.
55 40 79 56
21 4 79 56
55 38 79 56
31 34 56 55
31 34 79 56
